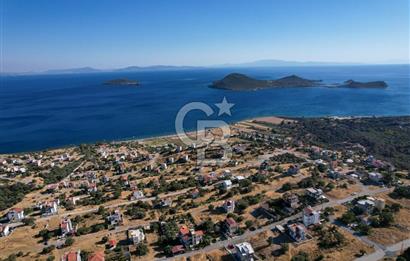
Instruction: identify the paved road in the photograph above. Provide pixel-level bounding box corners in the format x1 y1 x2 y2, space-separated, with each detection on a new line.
354 238 410 261
157 187 392 261
38 182 220 221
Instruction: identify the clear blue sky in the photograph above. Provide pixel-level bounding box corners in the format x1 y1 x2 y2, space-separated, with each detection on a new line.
1 0 409 72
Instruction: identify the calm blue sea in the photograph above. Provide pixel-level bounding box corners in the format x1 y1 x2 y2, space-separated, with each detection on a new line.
0 65 409 153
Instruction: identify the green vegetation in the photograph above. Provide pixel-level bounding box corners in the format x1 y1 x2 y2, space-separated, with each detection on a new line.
317 226 345 249
0 182 33 211
390 185 410 199
290 117 410 170
291 251 309 261
40 160 81 184
270 153 306 164
397 247 410 261
135 243 148 256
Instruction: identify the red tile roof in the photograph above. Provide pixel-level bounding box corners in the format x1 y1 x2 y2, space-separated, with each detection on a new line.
225 217 237 226
88 251 105 261
171 245 185 254
108 239 117 247
65 251 79 261
179 225 189 235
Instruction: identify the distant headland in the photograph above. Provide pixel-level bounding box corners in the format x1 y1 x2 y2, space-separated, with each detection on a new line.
211 73 388 90
104 78 139 86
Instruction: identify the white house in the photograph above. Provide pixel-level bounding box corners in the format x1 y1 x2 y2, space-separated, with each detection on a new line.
107 209 123 226
128 229 145 245
7 208 25 222
369 172 383 183
235 242 255 261
223 200 235 213
357 199 376 213
303 206 320 227
60 218 75 236
131 190 145 200
306 188 325 200
41 201 59 216
221 180 232 190
0 224 10 237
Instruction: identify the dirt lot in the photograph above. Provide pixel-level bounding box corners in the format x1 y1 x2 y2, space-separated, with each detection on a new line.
280 228 374 261
367 193 410 245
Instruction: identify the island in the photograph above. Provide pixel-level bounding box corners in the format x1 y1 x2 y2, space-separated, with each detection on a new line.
210 73 388 90
341 79 388 88
104 78 139 86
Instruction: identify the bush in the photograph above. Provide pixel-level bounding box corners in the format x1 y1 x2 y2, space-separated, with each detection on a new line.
64 237 74 247
135 243 148 256
291 251 309 261
41 245 55 255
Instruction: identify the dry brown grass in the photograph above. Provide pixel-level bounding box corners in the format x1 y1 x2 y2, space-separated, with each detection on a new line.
325 184 361 199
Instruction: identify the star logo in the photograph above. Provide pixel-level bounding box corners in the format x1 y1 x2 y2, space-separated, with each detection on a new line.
215 97 234 116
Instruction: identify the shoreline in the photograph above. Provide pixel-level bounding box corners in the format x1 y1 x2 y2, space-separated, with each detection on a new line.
1 114 410 156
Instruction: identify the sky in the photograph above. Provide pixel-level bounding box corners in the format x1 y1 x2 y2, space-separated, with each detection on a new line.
1 0 409 72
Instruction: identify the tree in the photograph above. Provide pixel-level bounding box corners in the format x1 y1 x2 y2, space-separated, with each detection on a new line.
357 223 371 235
396 247 410 261
64 237 75 247
379 211 394 227
291 251 309 261
318 226 345 249
135 243 148 256
339 211 357 224
22 217 35 226
280 243 289 255
208 204 214 212
245 220 253 229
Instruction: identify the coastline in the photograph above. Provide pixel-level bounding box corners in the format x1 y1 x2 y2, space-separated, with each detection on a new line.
1 114 409 156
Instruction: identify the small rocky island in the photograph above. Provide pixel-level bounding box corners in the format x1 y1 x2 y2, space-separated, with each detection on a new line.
104 78 139 86
341 79 388 88
211 73 388 90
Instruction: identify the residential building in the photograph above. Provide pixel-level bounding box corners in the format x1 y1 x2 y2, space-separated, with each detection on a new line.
305 188 325 200
369 172 383 183
221 180 233 190
286 223 306 242
106 209 123 226
131 190 144 200
357 199 375 214
286 165 299 175
128 229 145 245
88 252 105 261
178 225 204 248
223 200 235 213
0 224 10 237
41 200 59 216
234 242 255 261
302 206 320 227
223 217 239 235
374 198 385 211
60 218 75 236
328 170 341 179
7 208 25 222
171 245 185 255
61 250 81 261
282 192 299 209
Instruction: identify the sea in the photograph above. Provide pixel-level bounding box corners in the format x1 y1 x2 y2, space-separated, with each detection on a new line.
0 65 409 154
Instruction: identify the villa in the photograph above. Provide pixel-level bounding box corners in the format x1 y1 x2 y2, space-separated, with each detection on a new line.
235 242 255 261
7 208 25 222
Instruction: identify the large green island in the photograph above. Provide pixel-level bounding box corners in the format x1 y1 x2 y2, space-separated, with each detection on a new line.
211 73 388 90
